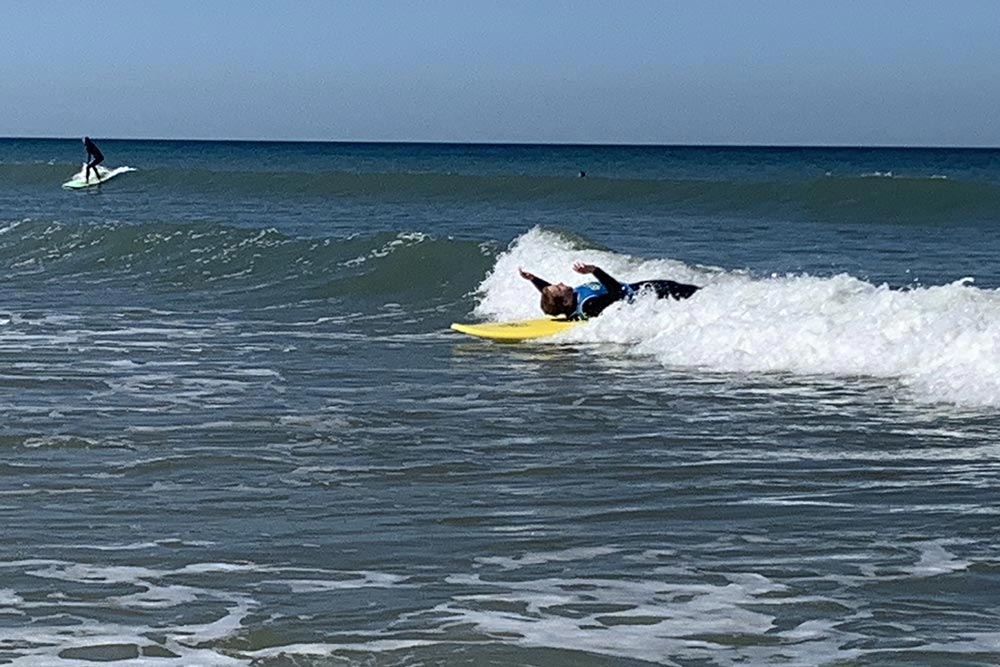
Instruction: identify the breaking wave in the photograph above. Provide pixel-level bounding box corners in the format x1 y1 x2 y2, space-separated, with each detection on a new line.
475 228 1000 407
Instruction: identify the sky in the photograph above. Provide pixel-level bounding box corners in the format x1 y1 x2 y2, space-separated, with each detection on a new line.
2 0 999 146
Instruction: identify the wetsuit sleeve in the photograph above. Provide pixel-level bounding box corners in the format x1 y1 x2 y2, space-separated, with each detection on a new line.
592 267 624 300
527 275 551 292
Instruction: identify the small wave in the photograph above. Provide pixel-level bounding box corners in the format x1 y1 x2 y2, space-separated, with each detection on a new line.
3 162 998 222
475 228 1000 408
0 219 494 308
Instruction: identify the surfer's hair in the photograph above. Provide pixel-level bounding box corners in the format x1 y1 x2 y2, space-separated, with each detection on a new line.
540 285 574 316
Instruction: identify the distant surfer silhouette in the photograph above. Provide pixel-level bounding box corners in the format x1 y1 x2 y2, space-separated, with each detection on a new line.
83 137 104 184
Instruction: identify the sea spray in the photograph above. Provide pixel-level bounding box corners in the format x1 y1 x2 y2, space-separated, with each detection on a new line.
477 228 1000 406
475 227 717 321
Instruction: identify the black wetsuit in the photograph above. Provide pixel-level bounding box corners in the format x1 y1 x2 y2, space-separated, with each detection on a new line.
84 137 104 181
529 267 699 318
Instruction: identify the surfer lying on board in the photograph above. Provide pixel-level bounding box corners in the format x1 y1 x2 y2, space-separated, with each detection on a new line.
519 262 699 320
83 137 104 183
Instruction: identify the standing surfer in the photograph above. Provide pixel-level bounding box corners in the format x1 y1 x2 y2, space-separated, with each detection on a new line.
83 137 104 184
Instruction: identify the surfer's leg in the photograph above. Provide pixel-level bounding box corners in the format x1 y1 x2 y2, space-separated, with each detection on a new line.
85 158 101 183
643 280 699 300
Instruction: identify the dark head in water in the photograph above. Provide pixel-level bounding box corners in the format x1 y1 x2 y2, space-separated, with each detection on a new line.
540 283 576 316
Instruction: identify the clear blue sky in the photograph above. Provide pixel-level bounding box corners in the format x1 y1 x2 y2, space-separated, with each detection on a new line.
3 0 998 146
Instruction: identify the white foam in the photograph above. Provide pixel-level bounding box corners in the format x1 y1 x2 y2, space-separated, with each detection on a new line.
0 589 22 605
68 163 137 183
0 560 253 666
343 231 429 267
248 639 440 660
920 631 1000 655
477 228 1000 407
475 227 713 321
906 540 971 577
476 546 620 570
0 219 25 236
269 571 405 593
433 570 855 665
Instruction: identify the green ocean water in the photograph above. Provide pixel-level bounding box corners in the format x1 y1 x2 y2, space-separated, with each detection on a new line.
1 138 999 666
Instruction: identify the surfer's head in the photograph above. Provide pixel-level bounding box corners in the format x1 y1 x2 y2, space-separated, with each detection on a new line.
540 283 576 316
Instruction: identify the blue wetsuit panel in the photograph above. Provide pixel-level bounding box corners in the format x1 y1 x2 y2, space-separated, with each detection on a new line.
571 281 635 319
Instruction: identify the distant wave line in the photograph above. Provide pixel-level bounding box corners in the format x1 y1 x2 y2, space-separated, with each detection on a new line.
3 163 1000 222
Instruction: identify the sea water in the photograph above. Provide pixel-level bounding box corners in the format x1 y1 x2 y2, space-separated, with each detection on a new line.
0 138 999 665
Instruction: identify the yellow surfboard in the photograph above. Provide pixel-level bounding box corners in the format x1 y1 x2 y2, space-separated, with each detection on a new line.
450 318 582 342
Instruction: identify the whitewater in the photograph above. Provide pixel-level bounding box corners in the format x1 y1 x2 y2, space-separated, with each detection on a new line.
1 138 999 666
477 228 1000 407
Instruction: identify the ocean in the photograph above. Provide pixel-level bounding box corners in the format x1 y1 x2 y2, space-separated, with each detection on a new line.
1 138 999 666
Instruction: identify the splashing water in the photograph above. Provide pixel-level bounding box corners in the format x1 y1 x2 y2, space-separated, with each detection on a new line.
475 228 1000 407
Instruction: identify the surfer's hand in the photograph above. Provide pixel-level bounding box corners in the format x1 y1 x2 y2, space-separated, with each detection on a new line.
573 262 596 274
518 268 535 281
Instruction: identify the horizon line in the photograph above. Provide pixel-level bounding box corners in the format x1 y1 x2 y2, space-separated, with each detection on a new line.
3 135 999 151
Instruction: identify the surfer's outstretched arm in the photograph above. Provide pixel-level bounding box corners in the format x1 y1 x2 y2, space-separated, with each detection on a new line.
574 263 625 300
519 268 551 292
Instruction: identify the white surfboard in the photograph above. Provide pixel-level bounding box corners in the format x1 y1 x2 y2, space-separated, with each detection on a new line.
62 164 135 190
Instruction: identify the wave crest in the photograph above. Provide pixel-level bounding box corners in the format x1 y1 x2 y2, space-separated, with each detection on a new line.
477 228 1000 407
0 220 493 308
